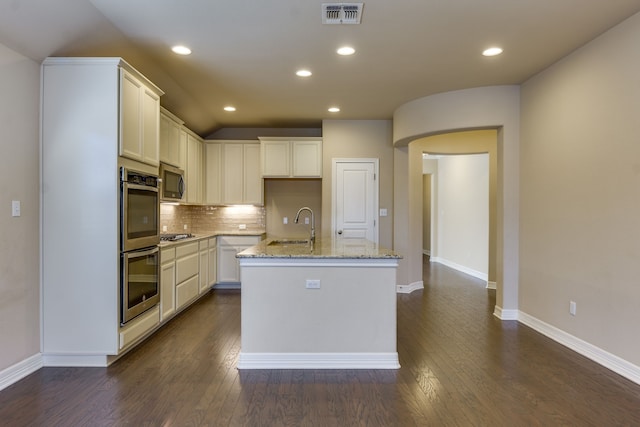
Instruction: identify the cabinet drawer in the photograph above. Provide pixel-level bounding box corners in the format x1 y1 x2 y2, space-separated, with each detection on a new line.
176 275 199 309
161 247 176 263
199 239 209 250
175 252 199 283
119 306 160 350
176 241 198 258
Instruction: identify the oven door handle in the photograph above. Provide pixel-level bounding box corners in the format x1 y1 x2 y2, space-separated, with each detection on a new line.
124 182 159 193
125 246 159 259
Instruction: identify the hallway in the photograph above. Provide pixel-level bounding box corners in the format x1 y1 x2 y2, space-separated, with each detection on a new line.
1 259 639 425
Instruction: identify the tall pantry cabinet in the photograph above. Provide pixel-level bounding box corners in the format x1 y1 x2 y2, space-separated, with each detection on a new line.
41 58 163 366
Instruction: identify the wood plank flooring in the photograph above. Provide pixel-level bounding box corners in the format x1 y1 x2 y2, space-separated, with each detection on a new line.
1 258 639 426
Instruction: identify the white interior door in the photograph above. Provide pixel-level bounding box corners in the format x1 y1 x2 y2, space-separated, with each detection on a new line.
333 159 378 242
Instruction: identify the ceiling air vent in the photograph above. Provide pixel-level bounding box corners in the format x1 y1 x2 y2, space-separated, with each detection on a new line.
322 3 364 24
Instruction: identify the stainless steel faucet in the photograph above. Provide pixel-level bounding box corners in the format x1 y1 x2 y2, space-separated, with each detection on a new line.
294 206 315 243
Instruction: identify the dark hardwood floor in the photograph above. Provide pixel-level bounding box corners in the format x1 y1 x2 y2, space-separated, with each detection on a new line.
2 258 640 426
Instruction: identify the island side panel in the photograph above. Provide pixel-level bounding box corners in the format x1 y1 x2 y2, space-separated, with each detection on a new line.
240 263 397 354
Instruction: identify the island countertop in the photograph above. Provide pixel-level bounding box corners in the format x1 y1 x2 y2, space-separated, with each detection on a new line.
236 237 402 259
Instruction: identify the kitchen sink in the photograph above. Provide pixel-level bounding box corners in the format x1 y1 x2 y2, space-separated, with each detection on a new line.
268 239 310 246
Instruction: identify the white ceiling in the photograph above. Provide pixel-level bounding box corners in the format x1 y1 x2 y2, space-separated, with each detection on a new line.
1 0 640 136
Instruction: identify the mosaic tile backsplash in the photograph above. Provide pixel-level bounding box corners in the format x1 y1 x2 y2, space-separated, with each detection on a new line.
160 204 266 235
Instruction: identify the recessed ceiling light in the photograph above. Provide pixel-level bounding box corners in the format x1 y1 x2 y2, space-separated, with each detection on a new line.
296 69 312 77
482 47 503 57
328 107 340 113
171 45 192 55
224 106 236 112
337 46 355 56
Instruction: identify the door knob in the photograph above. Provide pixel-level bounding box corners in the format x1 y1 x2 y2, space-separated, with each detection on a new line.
338 230 343 235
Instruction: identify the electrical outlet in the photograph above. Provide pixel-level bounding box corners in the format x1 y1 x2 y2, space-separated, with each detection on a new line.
11 200 20 217
305 217 310 225
569 301 576 316
162 225 168 232
305 279 321 289
183 224 188 230
283 217 288 224
239 224 247 230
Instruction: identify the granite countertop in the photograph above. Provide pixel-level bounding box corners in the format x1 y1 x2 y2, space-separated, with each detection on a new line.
159 230 266 247
236 237 402 259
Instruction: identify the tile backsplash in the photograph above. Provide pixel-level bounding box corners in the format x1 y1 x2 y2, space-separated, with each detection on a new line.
160 204 265 234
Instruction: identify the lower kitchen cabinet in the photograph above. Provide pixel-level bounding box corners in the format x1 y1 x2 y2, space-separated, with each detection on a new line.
176 275 199 309
216 235 262 286
208 237 217 287
199 239 209 294
175 241 199 309
160 247 176 321
119 306 160 350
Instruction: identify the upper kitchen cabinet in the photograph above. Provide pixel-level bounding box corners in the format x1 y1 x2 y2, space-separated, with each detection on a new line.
204 140 262 205
120 68 163 167
185 130 203 204
259 137 322 178
159 108 186 169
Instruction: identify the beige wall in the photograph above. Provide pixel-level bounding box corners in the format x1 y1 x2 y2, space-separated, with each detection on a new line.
264 179 322 239
520 12 640 366
0 43 40 372
321 120 394 248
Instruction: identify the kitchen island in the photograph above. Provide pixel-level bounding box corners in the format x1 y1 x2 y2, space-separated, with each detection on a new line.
236 238 401 369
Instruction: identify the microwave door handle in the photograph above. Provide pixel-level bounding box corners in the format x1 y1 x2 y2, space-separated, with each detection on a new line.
179 176 185 197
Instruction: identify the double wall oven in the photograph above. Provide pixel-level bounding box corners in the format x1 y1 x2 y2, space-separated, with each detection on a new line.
120 167 160 325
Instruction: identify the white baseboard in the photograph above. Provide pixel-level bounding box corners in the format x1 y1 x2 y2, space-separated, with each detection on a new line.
42 354 110 367
422 250 431 256
397 280 424 294
237 352 400 369
0 353 43 392
430 257 488 282
493 306 518 320
518 311 640 386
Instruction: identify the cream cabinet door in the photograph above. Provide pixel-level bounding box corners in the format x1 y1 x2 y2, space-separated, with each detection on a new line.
261 140 290 177
199 247 209 294
208 239 217 287
186 133 202 204
120 69 160 166
243 143 263 204
160 112 185 168
222 143 244 204
141 86 160 166
120 69 143 161
292 140 322 177
160 260 176 321
204 143 222 204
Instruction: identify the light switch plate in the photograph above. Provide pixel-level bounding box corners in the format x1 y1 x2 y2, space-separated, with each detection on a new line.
379 208 388 217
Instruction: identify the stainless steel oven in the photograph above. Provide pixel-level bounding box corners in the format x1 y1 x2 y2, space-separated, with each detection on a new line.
121 168 160 252
120 167 160 324
121 246 159 324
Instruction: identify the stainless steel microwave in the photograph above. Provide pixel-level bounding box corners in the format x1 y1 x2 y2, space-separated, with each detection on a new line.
159 163 185 202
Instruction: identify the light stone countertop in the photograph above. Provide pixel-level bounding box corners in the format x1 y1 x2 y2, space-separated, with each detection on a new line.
159 230 266 248
236 237 402 259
